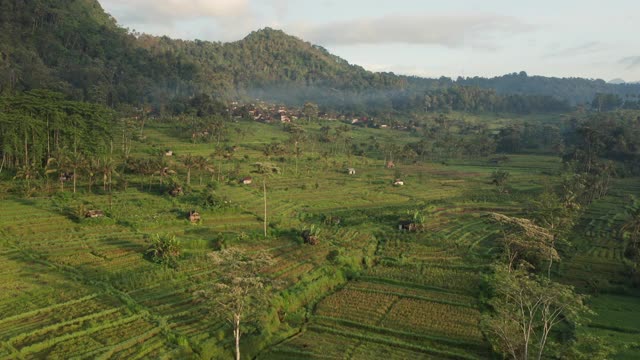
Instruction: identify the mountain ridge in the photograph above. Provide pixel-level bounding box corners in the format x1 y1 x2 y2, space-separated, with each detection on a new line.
1 0 639 108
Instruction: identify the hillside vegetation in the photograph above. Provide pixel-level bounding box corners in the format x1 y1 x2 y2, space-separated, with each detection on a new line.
2 0 640 110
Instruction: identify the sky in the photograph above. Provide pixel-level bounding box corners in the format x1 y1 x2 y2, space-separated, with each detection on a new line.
98 0 640 82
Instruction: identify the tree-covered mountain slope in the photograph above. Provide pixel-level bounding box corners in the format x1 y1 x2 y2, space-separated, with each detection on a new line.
1 0 639 108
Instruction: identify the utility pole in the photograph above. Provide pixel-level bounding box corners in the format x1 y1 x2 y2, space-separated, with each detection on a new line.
263 179 267 238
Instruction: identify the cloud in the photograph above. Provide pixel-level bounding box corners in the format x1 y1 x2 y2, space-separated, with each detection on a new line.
546 41 603 57
100 0 250 24
620 56 640 69
293 14 531 48
100 0 293 40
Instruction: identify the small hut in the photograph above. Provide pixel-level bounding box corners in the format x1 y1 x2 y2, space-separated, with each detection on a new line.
85 210 104 218
189 210 201 223
302 230 319 245
169 185 184 197
165 150 173 157
161 167 176 176
347 168 356 175
393 179 404 186
59 172 74 182
398 221 419 232
386 161 395 169
241 176 253 185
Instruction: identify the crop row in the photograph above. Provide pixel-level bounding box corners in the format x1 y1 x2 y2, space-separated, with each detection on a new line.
380 298 483 341
344 281 476 307
315 289 398 326
365 265 480 293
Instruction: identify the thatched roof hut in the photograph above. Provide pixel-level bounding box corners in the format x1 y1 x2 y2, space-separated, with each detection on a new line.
59 172 74 182
85 210 104 218
347 168 356 175
398 221 421 232
189 210 201 223
386 161 395 169
169 186 184 197
302 230 319 245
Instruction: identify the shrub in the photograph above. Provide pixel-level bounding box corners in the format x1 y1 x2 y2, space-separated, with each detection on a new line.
145 233 182 268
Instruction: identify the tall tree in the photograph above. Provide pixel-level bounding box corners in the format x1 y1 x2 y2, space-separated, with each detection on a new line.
302 101 319 123
531 191 579 277
181 153 195 186
491 169 510 194
193 155 212 185
482 265 590 360
194 248 274 360
488 213 558 272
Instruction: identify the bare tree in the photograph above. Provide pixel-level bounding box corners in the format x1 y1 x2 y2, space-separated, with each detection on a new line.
488 213 558 272
194 249 274 360
483 266 590 360
531 191 580 277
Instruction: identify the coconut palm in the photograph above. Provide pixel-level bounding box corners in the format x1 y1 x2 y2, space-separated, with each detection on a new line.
86 157 100 193
180 153 196 186
193 155 212 185
65 151 86 194
14 162 39 192
100 156 118 193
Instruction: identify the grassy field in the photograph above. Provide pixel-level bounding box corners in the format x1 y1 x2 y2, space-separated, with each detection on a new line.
1 117 638 359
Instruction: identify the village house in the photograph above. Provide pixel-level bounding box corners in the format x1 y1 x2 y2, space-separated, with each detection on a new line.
393 179 404 186
85 210 104 218
241 176 253 185
189 210 201 223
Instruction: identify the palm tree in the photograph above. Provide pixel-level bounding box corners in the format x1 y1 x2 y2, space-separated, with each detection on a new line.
65 151 86 194
132 158 153 191
43 157 58 193
14 162 39 192
100 157 117 192
152 152 170 186
86 158 100 193
181 153 196 186
620 200 640 255
193 155 212 185
58 150 86 193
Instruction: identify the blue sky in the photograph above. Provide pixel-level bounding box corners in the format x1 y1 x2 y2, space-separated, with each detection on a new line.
99 0 640 81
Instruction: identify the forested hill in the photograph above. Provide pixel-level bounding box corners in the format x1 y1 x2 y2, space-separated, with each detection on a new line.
1 0 639 109
457 72 640 105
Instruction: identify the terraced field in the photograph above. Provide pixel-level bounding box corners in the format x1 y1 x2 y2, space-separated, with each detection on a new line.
2 119 638 359
262 206 498 359
558 178 640 359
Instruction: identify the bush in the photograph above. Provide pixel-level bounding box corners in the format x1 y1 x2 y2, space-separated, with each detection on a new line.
201 190 233 209
145 233 182 268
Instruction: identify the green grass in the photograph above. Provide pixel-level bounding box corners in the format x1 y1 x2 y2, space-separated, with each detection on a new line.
1 117 639 359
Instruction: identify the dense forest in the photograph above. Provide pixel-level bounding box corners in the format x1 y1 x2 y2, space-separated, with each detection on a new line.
1 0 640 113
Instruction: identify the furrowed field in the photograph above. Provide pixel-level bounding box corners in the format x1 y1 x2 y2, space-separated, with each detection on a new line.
1 117 639 359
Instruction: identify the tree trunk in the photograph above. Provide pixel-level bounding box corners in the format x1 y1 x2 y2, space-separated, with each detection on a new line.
263 180 267 238
234 314 241 360
24 130 29 167
187 167 191 186
547 236 556 279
